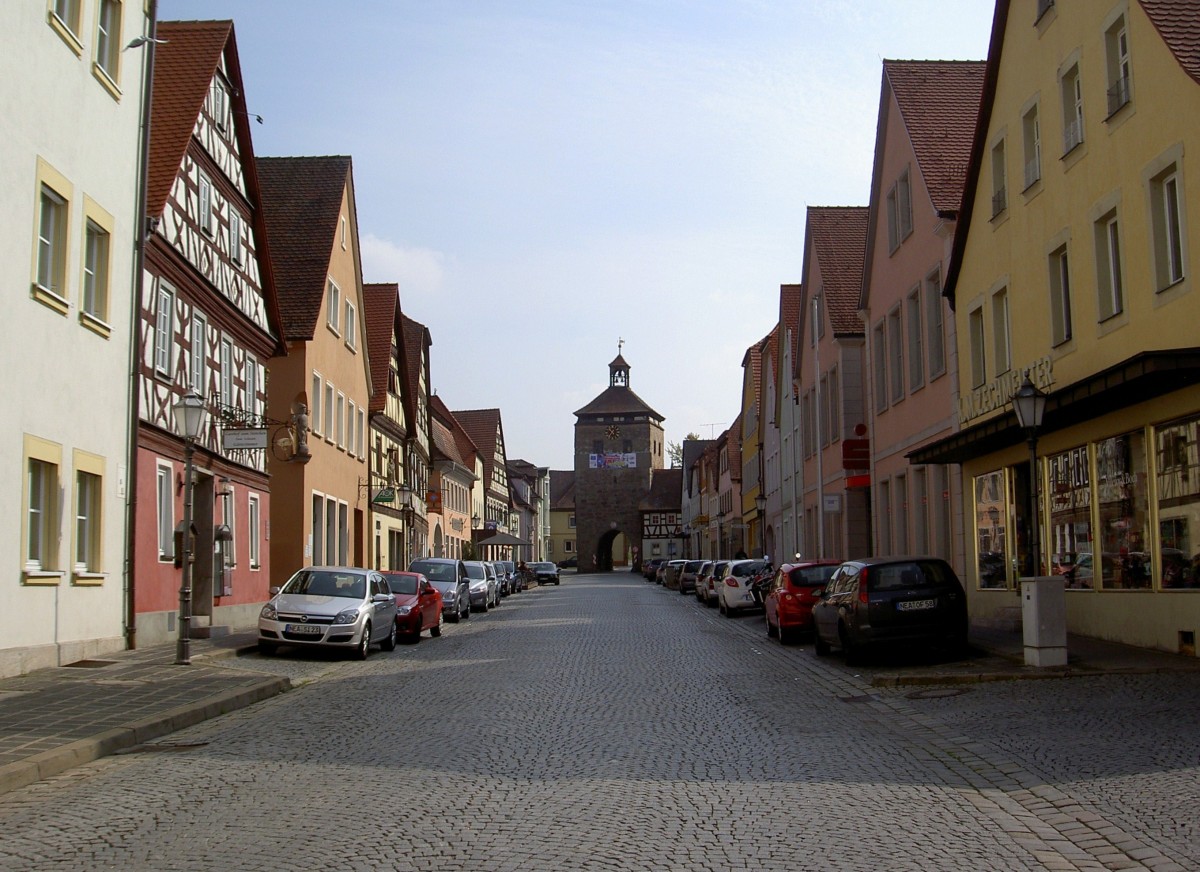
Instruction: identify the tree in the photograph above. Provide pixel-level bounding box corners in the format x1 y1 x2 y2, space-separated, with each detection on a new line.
667 432 702 468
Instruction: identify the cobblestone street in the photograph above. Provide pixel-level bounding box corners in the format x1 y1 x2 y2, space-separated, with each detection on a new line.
0 574 1196 871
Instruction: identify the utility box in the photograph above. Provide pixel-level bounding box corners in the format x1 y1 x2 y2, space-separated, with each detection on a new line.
1021 576 1067 667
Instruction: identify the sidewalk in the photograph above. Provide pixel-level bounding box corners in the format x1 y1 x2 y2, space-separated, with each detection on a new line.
0 632 278 797
1 623 1197 798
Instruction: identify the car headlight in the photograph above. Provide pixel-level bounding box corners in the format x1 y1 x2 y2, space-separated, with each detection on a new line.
260 602 277 620
334 608 361 625
396 605 413 615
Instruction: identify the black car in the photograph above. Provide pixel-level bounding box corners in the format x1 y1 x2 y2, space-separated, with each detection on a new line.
531 561 560 585
557 556 578 570
812 556 968 665
409 557 471 622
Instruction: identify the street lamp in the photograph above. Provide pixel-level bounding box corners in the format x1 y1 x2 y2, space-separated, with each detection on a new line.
399 483 414 566
1012 373 1047 577
755 493 766 559
173 388 206 665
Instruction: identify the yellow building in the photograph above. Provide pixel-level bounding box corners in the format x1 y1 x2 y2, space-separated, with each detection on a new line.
915 0 1200 655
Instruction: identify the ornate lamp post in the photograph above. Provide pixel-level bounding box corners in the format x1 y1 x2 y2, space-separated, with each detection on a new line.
399 483 414 566
1012 374 1047 577
173 389 206 665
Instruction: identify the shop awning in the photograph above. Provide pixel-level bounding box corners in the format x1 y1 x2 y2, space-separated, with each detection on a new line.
473 531 530 547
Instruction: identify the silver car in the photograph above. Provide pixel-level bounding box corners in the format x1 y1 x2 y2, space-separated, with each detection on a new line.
258 566 398 659
464 560 498 612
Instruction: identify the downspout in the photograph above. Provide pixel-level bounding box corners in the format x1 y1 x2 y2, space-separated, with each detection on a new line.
124 1 159 649
813 295 825 559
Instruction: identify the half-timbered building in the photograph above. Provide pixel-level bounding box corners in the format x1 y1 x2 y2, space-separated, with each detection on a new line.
135 21 286 646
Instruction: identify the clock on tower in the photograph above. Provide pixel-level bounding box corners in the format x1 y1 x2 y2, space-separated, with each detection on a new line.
606 425 621 439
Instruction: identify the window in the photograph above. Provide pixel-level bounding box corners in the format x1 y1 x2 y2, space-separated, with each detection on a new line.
324 381 334 440
569 514 576 528
925 270 945 378
1095 210 1124 320
878 479 892 555
975 470 1008 589
155 283 173 375
357 409 366 457
248 494 261 569
340 216 347 250
325 499 337 565
1105 16 1131 115
344 301 357 350
1049 245 1073 345
1155 415 1200 588
75 468 102 573
906 288 924 390
1061 64 1084 153
311 373 323 436
37 185 68 301
1150 166 1185 290
888 308 903 403
347 400 356 456
221 484 236 570
82 215 112 324
27 456 58 573
991 138 1007 216
220 338 233 407
1097 432 1148 589
157 461 174 561
1048 446 1091 588
199 173 214 235
968 306 986 389
95 0 122 83
229 211 242 264
819 374 831 445
245 355 259 418
311 494 324 564
336 392 345 449
873 321 888 412
190 313 207 392
1022 104 1041 189
52 0 82 35
991 287 1011 376
338 502 349 564
895 473 909 553
827 367 839 441
886 169 913 252
326 279 341 333
913 467 929 554
211 78 228 132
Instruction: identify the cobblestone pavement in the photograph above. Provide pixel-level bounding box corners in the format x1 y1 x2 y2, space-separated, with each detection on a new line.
0 574 1195 871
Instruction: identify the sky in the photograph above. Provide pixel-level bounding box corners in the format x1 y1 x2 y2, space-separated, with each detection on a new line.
159 0 996 470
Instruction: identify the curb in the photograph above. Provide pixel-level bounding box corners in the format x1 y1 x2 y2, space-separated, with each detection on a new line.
0 675 290 798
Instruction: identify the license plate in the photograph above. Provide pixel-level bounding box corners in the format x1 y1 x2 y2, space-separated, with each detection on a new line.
286 623 323 635
897 599 937 611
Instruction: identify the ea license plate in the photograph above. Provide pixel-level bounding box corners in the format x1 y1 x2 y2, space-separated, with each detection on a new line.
286 623 323 635
897 599 937 612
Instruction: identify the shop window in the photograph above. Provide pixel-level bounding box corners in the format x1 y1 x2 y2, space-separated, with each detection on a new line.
1156 415 1200 588
1096 432 1149 589
1048 446 1092 589
975 470 1008 589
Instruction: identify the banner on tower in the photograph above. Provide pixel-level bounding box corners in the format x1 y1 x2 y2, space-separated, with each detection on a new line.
589 452 637 469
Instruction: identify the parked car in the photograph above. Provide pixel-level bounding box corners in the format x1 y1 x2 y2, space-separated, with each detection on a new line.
717 559 771 616
484 562 503 605
661 559 687 589
812 556 969 665
693 561 714 602
381 570 443 642
531 561 560 585
464 561 498 611
258 566 398 659
764 560 842 644
494 560 516 595
699 561 729 606
643 558 664 581
409 557 470 623
677 560 705 594
557 556 578 570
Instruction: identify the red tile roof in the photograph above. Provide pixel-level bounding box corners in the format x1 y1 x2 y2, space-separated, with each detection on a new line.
1141 0 1200 84
804 206 869 335
431 394 480 470
641 468 683 511
779 283 803 384
362 283 398 414
452 408 506 499
549 469 576 510
431 417 464 467
884 60 986 215
256 155 353 340
400 313 431 434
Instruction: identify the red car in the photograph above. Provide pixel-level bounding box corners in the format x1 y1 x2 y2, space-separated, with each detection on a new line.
381 571 443 642
764 560 841 644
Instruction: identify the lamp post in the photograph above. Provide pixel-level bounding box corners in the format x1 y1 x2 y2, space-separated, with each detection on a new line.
755 493 766 559
173 389 206 665
399 483 414 566
1012 373 1047 577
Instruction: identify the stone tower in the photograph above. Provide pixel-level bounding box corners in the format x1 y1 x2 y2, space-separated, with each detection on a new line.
573 352 665 572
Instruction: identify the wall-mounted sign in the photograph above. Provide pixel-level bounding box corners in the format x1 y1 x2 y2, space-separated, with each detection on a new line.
822 494 842 513
372 487 396 504
222 428 268 450
959 356 1053 424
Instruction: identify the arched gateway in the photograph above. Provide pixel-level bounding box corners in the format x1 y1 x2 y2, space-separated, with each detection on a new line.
573 350 678 573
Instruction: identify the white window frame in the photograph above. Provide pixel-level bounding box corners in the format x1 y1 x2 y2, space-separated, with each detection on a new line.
991 286 1011 377
229 210 242 264
1105 15 1132 116
222 484 236 569
344 300 357 350
155 282 174 376
211 77 228 132
873 320 888 413
1149 163 1186 291
324 381 335 442
37 185 68 301
94 0 122 84
906 287 924 391
1096 210 1124 320
219 338 233 407
347 400 356 457
1022 103 1041 189
74 467 102 573
925 269 946 378
312 493 325 565
51 0 82 37
82 209 112 325
25 440 62 577
190 312 207 392
887 306 904 403
1049 244 1073 346
157 460 175 562
248 493 261 569
968 305 986 389
199 172 214 236
336 391 346 449
326 278 341 334
1061 63 1084 154
357 408 366 458
991 138 1007 217
245 354 259 419
311 372 324 437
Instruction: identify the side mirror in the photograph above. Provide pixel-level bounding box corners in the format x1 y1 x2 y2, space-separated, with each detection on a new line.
269 586 281 596
373 593 394 604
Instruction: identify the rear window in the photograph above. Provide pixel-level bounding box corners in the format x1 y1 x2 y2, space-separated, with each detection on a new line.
383 574 418 595
685 561 704 572
465 564 486 579
868 561 955 591
788 565 838 586
731 561 769 577
410 560 455 581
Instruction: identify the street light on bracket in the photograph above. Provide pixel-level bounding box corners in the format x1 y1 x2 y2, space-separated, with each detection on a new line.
172 388 207 665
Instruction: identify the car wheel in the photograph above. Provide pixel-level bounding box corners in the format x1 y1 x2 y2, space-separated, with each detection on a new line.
381 621 398 651
719 599 728 617
839 624 863 666
462 602 470 620
355 623 372 660
479 597 489 614
431 613 443 637
766 616 777 638
814 630 831 656
257 641 277 656
778 624 793 646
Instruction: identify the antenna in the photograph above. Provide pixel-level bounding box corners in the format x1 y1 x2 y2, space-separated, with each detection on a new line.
698 422 726 438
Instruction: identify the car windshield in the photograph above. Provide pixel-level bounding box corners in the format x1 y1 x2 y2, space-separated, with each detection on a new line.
383 574 418 595
465 564 486 579
410 560 455 581
283 569 365 600
789 565 839 586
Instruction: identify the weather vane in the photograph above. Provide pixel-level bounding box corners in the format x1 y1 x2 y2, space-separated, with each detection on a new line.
618 337 624 354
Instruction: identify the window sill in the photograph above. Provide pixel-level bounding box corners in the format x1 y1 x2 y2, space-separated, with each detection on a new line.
24 570 64 586
91 62 122 101
72 571 107 586
31 284 70 315
80 310 113 338
48 13 84 56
